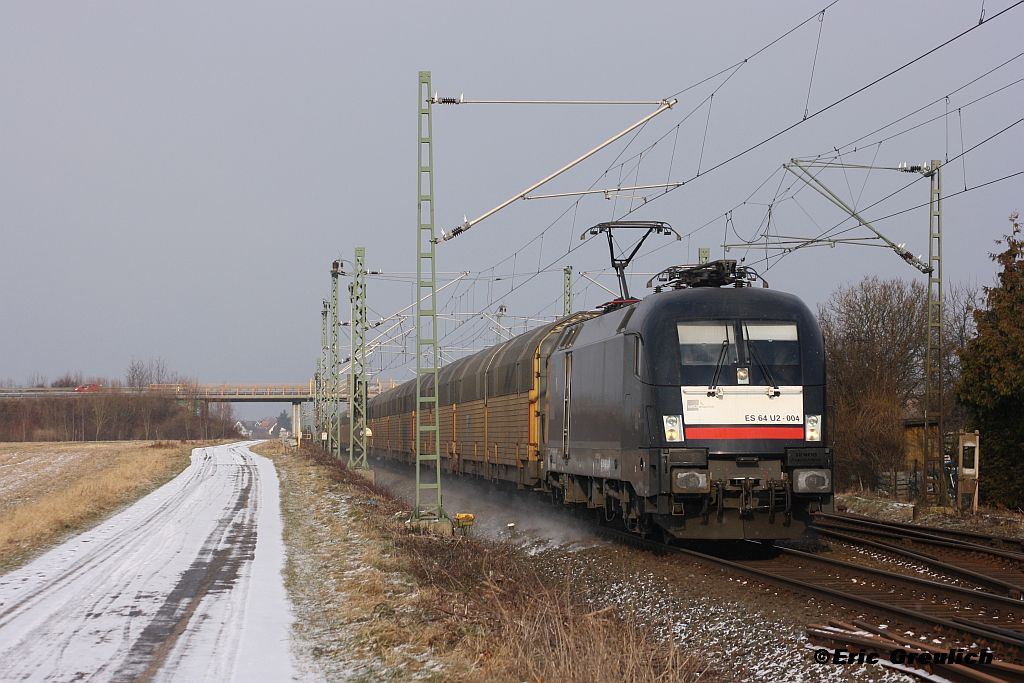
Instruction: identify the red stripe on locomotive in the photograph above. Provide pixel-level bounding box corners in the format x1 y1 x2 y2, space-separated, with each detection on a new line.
684 426 804 440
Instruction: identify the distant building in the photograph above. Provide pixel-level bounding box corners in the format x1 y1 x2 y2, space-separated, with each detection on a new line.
233 420 256 438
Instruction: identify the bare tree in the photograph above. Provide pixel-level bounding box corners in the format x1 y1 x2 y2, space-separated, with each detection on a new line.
820 276 983 491
51 372 83 388
125 359 149 390
148 358 170 385
819 277 927 489
943 281 983 436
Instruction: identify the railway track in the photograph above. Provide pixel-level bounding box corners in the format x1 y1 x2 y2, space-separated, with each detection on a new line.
594 525 1024 679
812 513 1024 598
820 511 1024 552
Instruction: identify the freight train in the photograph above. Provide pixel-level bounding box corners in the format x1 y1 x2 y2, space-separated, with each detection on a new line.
366 259 833 541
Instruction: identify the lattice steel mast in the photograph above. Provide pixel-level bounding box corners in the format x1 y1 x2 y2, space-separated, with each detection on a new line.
329 260 342 459
414 71 444 520
348 246 369 470
923 159 946 505
316 299 328 434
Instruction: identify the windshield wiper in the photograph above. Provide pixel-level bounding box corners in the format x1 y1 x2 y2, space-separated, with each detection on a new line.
707 339 730 397
744 324 780 397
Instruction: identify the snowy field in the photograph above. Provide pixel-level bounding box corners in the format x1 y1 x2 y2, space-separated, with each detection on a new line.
0 441 296 681
0 446 95 511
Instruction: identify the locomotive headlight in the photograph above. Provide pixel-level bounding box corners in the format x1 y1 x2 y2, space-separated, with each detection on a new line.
793 468 832 493
805 414 822 442
672 469 709 493
736 367 750 385
662 415 683 442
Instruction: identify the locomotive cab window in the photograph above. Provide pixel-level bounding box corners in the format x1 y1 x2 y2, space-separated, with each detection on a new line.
742 322 800 385
678 323 737 364
677 321 799 386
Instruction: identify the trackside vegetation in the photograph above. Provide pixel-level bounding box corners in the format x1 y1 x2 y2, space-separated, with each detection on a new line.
257 441 697 682
958 211 1024 508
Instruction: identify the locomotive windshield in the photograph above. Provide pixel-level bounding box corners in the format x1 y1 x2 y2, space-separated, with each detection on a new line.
677 321 800 386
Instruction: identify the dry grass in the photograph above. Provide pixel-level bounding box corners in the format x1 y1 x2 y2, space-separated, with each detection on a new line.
0 441 197 573
256 441 697 682
392 533 694 682
254 441 421 680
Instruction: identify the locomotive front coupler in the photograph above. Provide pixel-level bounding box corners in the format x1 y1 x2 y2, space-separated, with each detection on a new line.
739 477 755 519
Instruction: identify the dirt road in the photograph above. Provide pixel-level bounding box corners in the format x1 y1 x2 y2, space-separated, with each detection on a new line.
0 441 296 682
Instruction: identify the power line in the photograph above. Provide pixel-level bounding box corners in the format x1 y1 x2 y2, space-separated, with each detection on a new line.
377 2 1023 379
634 110 1021 274
751 115 1024 269
669 1 842 100
414 3 856 346
830 51 1024 155
431 0 850 314
860 169 1023 225
832 74 1024 154
699 63 1024 266
612 0 1024 222
748 167 1024 271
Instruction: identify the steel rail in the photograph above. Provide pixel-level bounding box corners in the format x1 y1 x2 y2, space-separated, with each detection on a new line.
814 515 1024 562
591 525 1024 660
814 526 1024 597
777 546 1024 613
808 621 1022 683
820 512 1024 552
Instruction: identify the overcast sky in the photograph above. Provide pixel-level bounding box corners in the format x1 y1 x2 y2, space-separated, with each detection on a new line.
2 2 1021 418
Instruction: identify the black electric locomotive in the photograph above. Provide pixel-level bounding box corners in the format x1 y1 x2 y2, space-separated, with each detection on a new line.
367 259 833 541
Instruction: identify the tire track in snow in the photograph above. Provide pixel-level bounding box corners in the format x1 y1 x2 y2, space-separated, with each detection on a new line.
0 442 296 682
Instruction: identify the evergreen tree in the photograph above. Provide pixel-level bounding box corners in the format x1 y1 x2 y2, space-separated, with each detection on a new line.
958 212 1024 507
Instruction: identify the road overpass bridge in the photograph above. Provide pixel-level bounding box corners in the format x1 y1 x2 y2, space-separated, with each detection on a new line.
0 381 395 448
147 383 317 403
0 382 393 403
147 382 392 402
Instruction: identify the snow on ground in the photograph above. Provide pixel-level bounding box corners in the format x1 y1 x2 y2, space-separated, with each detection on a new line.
374 459 910 681
0 447 93 508
0 441 298 682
